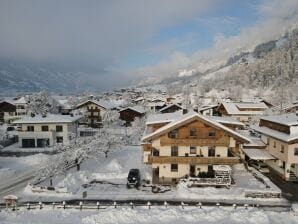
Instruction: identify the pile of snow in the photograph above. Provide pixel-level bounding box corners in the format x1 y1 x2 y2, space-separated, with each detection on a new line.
57 171 91 193
1 206 298 224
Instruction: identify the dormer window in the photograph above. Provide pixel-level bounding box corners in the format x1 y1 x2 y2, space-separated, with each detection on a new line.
168 129 178 139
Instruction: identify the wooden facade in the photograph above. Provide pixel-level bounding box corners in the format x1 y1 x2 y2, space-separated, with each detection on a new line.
142 116 247 184
259 119 290 134
119 108 144 125
0 101 16 123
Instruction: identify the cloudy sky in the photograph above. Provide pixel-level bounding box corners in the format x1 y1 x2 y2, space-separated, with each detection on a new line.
0 0 298 89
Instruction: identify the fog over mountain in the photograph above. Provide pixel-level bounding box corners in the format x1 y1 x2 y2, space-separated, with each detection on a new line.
0 0 298 94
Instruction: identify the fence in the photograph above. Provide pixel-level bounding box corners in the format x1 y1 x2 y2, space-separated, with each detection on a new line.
0 200 291 212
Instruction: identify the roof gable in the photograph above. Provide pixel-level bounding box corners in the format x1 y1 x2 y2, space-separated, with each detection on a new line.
142 113 250 143
76 100 114 110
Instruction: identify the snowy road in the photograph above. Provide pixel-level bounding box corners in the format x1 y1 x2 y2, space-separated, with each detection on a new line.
0 169 36 198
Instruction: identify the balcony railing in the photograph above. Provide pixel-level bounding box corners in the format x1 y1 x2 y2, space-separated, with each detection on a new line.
160 137 230 146
147 155 240 165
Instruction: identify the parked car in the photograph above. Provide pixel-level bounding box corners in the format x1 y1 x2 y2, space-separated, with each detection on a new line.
127 169 141 188
248 160 270 173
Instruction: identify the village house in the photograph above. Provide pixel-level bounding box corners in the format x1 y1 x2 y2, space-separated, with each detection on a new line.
159 104 183 114
14 96 28 116
217 101 268 123
0 101 16 124
0 97 28 124
282 102 298 114
13 114 82 148
198 104 218 116
142 112 250 184
119 106 145 125
52 96 74 115
252 113 298 181
75 99 116 128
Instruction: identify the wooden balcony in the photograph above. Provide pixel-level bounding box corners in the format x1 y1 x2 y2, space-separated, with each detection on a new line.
147 155 240 165
160 137 230 146
142 143 152 152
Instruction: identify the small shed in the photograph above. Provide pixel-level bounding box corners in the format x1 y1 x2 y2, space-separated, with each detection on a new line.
3 195 18 208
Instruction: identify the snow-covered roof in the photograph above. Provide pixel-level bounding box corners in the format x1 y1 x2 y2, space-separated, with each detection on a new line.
14 96 27 104
252 125 298 143
244 137 266 148
13 114 82 124
242 148 276 160
213 165 232 172
142 113 250 143
159 104 182 112
198 104 218 112
146 112 245 127
146 102 166 107
120 106 145 114
3 195 18 200
206 116 244 127
260 113 298 126
76 100 116 110
146 110 191 125
220 102 268 115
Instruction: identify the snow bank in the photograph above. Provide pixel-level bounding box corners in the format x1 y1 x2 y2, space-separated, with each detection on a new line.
1 206 297 224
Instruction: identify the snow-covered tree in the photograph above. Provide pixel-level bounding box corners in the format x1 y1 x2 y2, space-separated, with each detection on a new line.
102 109 120 127
28 91 54 115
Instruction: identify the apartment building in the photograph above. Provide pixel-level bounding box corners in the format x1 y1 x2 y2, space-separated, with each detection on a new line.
253 113 298 181
217 102 268 123
142 112 249 184
14 114 82 148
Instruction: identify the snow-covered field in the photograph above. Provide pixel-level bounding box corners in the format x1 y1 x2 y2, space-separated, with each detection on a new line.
0 206 297 224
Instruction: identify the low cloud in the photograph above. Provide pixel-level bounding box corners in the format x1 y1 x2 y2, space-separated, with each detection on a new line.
135 0 298 79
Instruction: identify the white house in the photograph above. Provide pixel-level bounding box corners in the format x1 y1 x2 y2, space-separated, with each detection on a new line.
13 114 82 148
252 113 298 181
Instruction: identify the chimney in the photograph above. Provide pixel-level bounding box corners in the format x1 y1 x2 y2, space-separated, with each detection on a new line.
183 108 188 114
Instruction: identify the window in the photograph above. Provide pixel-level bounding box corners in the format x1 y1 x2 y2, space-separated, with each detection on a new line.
168 129 178 138
208 130 216 137
281 145 284 153
171 164 178 172
41 126 48 132
273 141 276 148
190 146 196 154
56 125 63 132
171 146 178 156
208 146 215 157
295 148 298 156
189 128 197 138
27 126 34 132
56 136 63 143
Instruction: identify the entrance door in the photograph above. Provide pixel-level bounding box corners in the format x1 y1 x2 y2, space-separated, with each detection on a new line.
190 165 195 177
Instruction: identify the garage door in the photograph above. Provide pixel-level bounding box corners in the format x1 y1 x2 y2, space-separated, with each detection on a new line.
22 139 35 148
